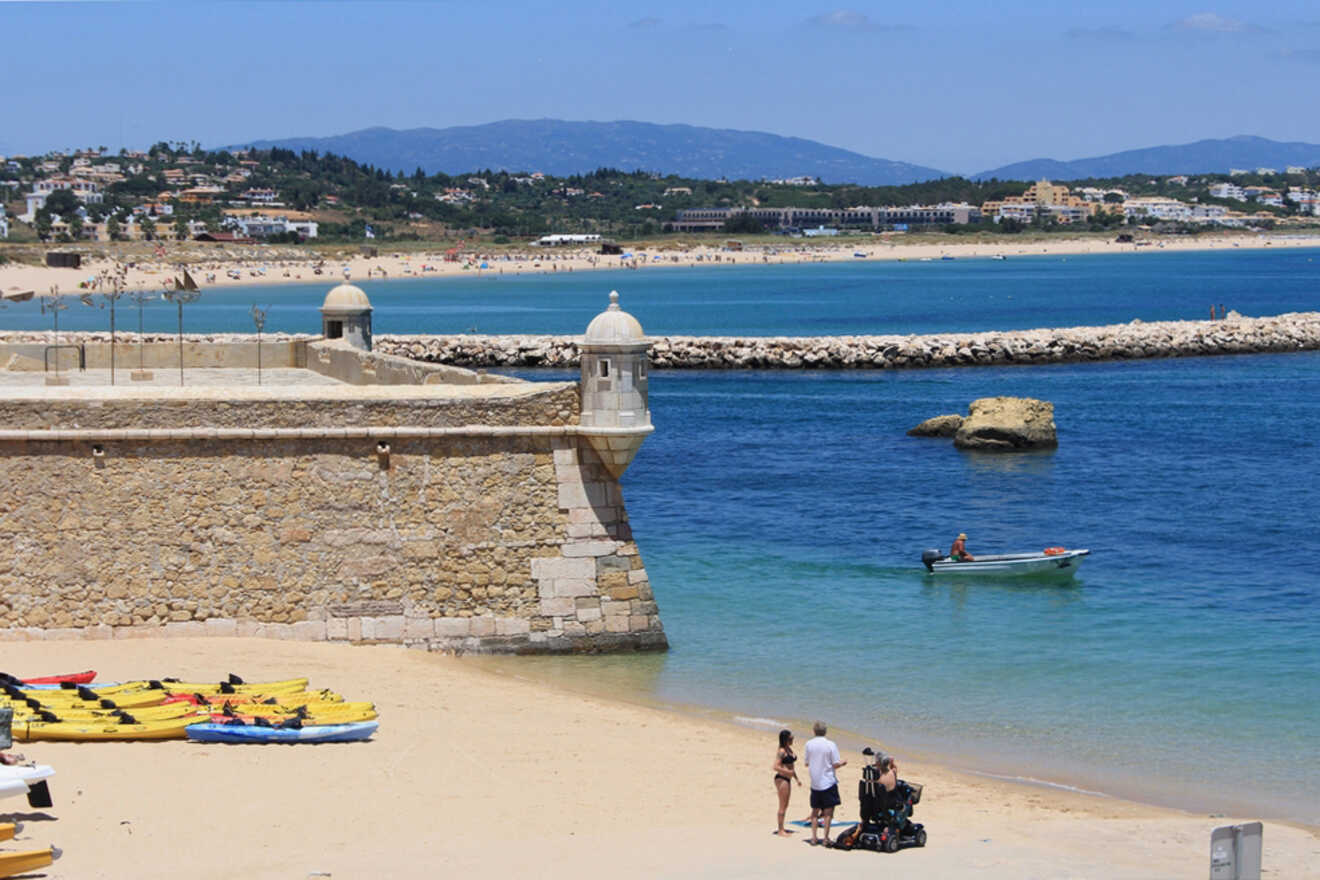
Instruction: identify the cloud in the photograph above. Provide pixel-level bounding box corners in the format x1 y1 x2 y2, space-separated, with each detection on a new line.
628 17 661 30
1168 12 1261 33
1065 26 1135 42
805 10 911 32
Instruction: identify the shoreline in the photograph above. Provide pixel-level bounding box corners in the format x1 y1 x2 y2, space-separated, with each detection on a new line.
4 232 1320 296
2 638 1314 879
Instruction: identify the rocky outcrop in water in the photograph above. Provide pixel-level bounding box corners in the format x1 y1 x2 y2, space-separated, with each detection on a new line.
953 397 1057 451
907 415 964 437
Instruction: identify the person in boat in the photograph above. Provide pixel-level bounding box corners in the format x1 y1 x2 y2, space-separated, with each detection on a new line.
950 533 975 562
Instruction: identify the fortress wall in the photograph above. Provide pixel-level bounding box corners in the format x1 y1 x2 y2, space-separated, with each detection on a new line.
0 389 665 654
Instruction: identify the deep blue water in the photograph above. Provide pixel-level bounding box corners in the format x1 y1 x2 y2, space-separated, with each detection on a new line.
6 246 1319 335
6 248 1319 822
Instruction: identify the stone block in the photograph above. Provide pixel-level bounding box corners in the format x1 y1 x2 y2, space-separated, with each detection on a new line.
362 616 404 641
0 629 27 642
552 446 578 466
115 625 155 639
627 569 649 583
45 627 82 641
602 600 630 617
496 617 530 636
434 618 471 638
598 555 632 573
236 619 264 638
403 541 440 560
292 620 328 641
629 615 651 632
607 586 639 601
540 597 575 616
347 618 363 641
84 623 115 640
605 616 630 634
576 607 602 622
562 540 617 558
265 623 294 640
327 617 349 640
563 621 587 636
469 616 496 637
554 578 597 598
529 632 548 644
556 482 589 510
204 618 238 638
530 557 595 581
403 617 435 639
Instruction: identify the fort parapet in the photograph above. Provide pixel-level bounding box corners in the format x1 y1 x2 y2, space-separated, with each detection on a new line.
0 289 664 654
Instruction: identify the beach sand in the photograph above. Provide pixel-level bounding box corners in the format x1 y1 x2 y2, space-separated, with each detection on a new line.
4 233 1320 298
1 638 1315 879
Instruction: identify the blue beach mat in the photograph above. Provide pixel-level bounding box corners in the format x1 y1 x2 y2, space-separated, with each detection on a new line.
789 819 856 829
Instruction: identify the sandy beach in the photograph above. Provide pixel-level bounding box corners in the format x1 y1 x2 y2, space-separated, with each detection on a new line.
3 232 1320 298
0 638 1313 879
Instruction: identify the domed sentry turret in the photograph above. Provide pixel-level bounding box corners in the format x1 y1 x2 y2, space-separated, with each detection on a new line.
579 290 653 477
320 283 373 351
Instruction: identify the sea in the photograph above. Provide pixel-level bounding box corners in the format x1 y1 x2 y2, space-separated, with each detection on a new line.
6 247 1319 824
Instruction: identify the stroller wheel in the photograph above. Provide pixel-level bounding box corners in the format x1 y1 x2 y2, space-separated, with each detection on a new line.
884 833 900 853
914 828 927 847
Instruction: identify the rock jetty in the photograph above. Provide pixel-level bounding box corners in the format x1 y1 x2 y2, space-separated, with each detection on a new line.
372 312 1320 370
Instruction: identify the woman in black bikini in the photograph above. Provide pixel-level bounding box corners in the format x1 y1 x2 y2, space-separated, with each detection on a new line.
773 729 802 836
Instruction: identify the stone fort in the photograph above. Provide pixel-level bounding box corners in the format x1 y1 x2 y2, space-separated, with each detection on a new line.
0 287 665 653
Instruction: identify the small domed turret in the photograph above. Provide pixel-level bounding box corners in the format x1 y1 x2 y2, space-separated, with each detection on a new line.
320 283 373 350
579 291 653 477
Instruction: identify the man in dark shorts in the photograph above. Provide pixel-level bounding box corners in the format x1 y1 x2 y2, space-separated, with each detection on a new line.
803 720 846 846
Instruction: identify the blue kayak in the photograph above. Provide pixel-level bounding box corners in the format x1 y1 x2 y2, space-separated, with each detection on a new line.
186 721 378 744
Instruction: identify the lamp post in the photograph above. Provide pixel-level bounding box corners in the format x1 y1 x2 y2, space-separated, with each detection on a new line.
99 264 127 385
162 285 201 387
43 285 69 386
249 304 269 385
128 288 155 381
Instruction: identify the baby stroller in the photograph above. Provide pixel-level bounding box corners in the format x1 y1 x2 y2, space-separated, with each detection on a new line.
838 751 926 853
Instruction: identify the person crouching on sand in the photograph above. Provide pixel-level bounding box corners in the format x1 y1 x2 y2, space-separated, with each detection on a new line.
773 729 801 836
804 721 846 846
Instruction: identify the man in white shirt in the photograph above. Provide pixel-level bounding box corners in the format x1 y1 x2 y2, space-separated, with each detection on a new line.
803 720 846 846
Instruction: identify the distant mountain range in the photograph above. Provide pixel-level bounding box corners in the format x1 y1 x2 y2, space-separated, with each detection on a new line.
974 136 1320 181
226 119 945 187
225 123 1320 186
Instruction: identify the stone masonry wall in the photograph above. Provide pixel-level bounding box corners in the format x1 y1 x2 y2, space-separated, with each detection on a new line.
0 392 664 653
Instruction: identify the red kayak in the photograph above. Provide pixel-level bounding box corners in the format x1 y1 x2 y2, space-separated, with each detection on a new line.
21 670 97 685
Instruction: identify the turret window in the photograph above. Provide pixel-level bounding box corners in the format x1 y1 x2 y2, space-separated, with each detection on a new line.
637 361 647 378
599 359 611 377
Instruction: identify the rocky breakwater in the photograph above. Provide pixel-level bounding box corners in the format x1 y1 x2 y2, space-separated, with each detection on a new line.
375 311 1320 370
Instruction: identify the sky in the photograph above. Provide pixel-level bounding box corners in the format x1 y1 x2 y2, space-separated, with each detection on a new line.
2 0 1319 174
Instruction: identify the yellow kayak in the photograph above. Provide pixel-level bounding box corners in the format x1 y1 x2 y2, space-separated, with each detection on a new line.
0 847 59 878
214 704 379 725
0 822 19 842
215 700 372 717
14 717 195 742
17 677 310 698
1 689 167 709
11 703 203 723
187 689 343 708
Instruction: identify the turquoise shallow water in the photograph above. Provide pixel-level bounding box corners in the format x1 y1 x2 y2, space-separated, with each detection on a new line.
5 247 1319 822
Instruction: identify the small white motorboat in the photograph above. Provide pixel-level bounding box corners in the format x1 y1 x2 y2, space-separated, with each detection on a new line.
921 548 1089 578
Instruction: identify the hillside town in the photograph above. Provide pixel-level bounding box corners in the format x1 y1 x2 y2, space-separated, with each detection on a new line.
1 143 1318 246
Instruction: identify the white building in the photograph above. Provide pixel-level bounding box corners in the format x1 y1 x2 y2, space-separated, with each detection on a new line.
1191 204 1228 221
1209 183 1246 201
1256 167 1277 175
224 213 319 239
535 234 600 246
1123 197 1193 221
1285 166 1309 175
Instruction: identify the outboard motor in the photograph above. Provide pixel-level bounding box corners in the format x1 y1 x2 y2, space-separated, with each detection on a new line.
921 549 942 572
